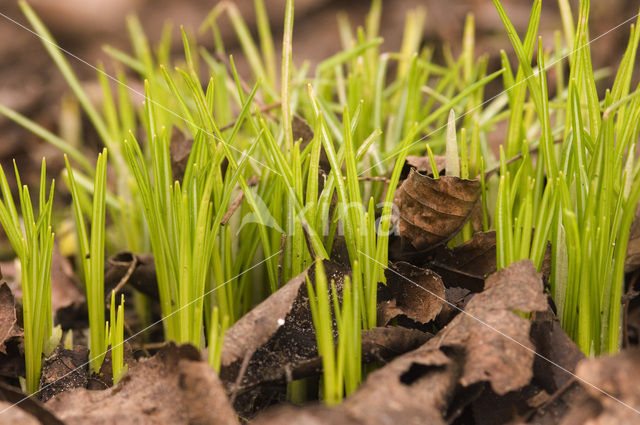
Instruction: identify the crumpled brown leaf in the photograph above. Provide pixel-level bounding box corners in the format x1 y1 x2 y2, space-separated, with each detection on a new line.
379 262 445 325
0 381 65 425
396 169 481 251
0 282 21 355
46 343 238 425
440 260 548 395
563 348 640 425
401 155 447 180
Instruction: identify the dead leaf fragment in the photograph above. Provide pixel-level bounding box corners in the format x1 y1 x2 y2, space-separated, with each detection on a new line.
380 262 445 325
567 348 640 425
440 260 548 395
0 381 64 425
46 343 238 425
253 260 548 425
396 169 481 251
0 282 22 354
429 230 497 292
401 155 447 180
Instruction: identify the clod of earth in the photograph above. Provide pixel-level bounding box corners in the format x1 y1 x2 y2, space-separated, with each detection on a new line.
38 345 88 403
396 168 481 251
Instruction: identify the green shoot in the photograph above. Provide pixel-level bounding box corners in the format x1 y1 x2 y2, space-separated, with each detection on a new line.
109 291 127 385
64 149 108 373
0 159 55 394
307 260 361 404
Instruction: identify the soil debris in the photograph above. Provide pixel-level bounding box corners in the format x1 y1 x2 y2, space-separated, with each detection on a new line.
38 345 89 403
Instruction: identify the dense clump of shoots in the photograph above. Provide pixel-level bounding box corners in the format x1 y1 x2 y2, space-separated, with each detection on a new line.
0 160 55 394
306 260 361 405
492 0 640 353
109 291 127 385
65 150 109 373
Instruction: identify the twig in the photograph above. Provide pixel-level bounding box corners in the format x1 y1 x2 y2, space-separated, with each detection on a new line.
106 255 138 306
221 191 245 225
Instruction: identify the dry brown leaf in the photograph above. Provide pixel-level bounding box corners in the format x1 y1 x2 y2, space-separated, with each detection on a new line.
565 348 640 425
380 262 445 325
0 381 65 425
0 282 22 354
396 169 481 251
440 260 548 395
0 401 40 425
401 155 447 179
46 343 238 425
253 260 548 425
429 230 497 292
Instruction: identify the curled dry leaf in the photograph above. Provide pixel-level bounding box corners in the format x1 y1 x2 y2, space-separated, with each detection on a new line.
0 401 40 425
379 262 445 325
530 310 585 393
401 155 447 179
0 282 22 354
46 343 238 425
396 169 481 251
